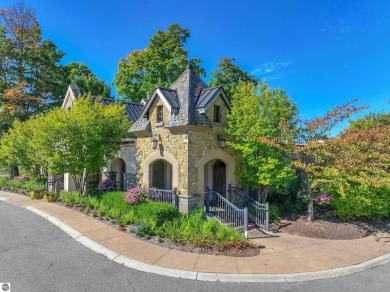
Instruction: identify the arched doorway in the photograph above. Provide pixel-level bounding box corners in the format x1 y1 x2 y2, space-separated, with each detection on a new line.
198 150 236 198
213 160 226 196
149 159 172 190
204 159 227 197
110 158 126 189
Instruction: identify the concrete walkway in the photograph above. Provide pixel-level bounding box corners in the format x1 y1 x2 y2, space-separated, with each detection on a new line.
1 190 389 282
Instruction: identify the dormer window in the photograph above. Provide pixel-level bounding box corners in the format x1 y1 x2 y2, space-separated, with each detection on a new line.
157 105 163 122
214 105 221 123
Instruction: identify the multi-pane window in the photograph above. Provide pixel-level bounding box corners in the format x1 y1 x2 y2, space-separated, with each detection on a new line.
214 105 221 123
156 105 163 122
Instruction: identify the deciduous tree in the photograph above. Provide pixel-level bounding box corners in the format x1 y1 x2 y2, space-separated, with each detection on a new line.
209 58 259 99
0 2 67 135
65 62 111 97
226 81 298 203
114 23 205 102
291 99 366 220
0 96 130 192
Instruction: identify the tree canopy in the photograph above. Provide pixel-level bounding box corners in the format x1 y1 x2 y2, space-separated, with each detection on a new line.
0 96 130 191
64 62 112 97
226 81 298 202
0 3 67 135
209 58 259 99
114 23 205 102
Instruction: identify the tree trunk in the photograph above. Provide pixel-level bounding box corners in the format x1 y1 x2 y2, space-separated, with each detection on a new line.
10 166 19 178
308 200 314 221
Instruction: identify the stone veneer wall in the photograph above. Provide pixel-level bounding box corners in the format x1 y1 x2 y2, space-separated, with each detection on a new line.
136 98 190 196
135 95 241 213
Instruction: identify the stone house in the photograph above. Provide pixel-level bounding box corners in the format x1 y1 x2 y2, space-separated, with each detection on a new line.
60 64 240 213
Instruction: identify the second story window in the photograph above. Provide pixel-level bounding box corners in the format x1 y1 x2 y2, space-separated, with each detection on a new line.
156 105 163 123
214 105 221 123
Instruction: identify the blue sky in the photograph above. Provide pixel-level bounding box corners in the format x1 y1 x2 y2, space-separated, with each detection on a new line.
3 0 390 126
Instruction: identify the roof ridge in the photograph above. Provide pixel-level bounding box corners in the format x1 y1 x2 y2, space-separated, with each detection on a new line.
169 69 188 89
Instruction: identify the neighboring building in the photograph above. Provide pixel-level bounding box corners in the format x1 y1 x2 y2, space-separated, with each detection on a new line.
59 64 240 213
60 84 142 191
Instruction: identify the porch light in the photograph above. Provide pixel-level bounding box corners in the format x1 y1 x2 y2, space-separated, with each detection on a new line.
217 134 226 149
151 137 158 149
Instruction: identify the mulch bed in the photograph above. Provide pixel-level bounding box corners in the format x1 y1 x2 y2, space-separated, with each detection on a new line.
55 201 261 257
272 213 390 240
3 187 389 252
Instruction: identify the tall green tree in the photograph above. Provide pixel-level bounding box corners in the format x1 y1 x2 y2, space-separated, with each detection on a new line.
65 62 111 97
0 95 129 191
209 58 259 99
226 81 298 203
0 2 67 136
348 109 390 131
114 23 205 102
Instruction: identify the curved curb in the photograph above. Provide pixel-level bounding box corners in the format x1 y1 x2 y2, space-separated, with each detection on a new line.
18 205 390 282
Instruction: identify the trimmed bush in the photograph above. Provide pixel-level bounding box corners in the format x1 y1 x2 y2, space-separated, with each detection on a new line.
330 184 390 219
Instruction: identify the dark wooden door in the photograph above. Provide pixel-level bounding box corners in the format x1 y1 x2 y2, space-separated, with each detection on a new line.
213 160 226 197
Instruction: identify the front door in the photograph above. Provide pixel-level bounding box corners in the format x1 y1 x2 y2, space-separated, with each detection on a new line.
213 160 226 197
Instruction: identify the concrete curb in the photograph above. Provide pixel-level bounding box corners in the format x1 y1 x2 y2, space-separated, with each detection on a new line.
10 203 390 283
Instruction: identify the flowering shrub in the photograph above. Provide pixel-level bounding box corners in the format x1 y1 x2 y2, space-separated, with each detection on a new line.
97 179 117 191
299 188 331 204
310 193 332 204
124 187 148 205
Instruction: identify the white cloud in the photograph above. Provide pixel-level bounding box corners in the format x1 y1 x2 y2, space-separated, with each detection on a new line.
252 62 291 76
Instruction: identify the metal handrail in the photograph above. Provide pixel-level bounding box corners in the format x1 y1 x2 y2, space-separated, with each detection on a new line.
142 187 179 209
228 185 269 230
46 176 64 194
205 188 249 238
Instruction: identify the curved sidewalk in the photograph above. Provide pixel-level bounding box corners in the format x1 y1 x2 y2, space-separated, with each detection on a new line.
1 190 389 282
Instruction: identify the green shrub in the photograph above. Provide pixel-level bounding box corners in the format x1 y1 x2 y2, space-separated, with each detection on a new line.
269 204 282 223
100 191 128 214
136 201 179 229
0 177 10 187
161 208 247 249
118 211 139 225
86 197 100 210
59 191 81 204
106 207 122 219
136 222 154 236
330 184 390 219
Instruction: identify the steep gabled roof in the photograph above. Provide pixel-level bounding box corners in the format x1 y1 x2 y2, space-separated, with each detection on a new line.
62 85 143 123
139 87 180 118
131 63 231 132
92 97 143 123
165 63 208 127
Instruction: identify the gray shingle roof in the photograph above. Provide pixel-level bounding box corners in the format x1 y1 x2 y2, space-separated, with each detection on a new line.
92 97 143 123
67 85 143 123
158 87 180 108
129 117 150 132
165 64 209 127
130 63 230 132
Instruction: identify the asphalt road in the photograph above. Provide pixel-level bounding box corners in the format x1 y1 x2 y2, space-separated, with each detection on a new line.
0 200 389 292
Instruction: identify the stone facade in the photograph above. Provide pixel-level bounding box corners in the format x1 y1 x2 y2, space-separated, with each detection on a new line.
134 93 240 212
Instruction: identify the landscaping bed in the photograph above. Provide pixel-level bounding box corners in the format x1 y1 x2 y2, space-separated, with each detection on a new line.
56 200 260 257
54 189 259 257
272 213 390 240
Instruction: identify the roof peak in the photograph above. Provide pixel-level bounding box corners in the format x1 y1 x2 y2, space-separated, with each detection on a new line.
186 61 194 71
